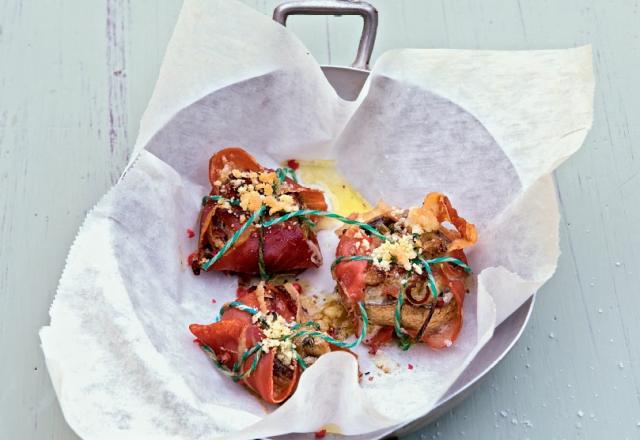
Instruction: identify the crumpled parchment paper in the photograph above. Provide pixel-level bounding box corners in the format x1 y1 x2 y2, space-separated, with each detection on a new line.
39 1 594 439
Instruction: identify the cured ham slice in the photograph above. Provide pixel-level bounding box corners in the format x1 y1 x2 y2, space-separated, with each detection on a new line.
193 148 327 275
332 194 477 350
190 283 348 404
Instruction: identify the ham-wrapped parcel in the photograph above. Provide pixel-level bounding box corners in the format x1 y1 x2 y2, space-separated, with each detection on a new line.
190 282 353 404
331 193 477 352
192 148 327 276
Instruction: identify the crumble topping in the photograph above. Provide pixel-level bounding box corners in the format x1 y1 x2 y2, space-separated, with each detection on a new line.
371 235 418 271
225 168 300 214
252 311 297 366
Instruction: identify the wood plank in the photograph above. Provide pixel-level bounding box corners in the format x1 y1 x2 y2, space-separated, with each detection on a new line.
1 0 638 438
0 1 181 438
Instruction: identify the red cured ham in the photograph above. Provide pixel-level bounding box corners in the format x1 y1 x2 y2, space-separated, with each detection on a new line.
190 284 300 403
334 235 369 305
190 283 348 404
193 147 327 275
332 194 477 350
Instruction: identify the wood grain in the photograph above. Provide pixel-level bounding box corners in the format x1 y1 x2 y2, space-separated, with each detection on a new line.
1 1 638 439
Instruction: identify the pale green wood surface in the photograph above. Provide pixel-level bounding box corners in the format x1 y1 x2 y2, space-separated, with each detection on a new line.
1 1 638 439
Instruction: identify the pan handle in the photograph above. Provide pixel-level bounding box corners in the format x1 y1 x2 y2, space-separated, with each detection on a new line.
273 0 378 70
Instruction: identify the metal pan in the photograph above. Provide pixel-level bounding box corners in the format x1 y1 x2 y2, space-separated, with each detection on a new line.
274 2 536 437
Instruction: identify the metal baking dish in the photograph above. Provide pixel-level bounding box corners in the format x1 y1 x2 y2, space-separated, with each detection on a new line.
274 2 536 437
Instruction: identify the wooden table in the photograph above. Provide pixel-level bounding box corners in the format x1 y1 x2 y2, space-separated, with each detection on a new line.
1 1 638 438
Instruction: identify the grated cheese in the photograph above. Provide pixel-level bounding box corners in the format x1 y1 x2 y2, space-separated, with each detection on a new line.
256 182 274 196
371 235 418 271
227 168 300 215
264 194 299 215
252 311 297 366
240 190 263 212
258 172 276 184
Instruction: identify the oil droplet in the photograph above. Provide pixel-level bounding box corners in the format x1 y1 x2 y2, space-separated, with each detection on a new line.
615 261 622 267
577 410 584 417
619 362 625 369
297 160 371 216
549 332 555 339
511 417 518 425
598 308 603 313
500 410 508 417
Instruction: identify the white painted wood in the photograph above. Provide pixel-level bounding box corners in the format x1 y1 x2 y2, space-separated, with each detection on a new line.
1 1 638 438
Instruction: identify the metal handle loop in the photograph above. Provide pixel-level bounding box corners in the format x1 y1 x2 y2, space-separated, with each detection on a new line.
273 0 378 70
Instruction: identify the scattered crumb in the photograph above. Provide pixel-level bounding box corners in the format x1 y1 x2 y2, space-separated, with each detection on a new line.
313 295 352 339
374 352 396 374
408 363 414 370
186 228 195 238
211 298 217 304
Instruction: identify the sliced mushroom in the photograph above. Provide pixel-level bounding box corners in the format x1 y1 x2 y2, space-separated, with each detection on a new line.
294 334 331 357
365 303 430 331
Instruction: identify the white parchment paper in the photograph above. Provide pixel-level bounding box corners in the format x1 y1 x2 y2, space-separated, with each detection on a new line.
40 1 594 439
